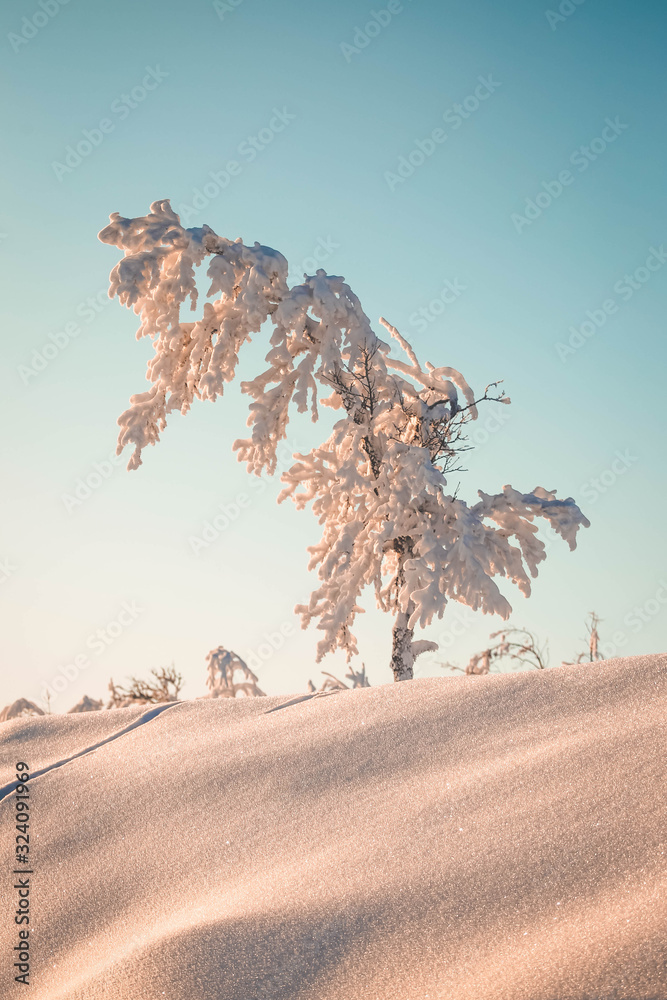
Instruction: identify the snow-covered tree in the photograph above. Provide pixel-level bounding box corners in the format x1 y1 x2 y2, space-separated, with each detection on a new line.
205 647 265 698
100 200 589 682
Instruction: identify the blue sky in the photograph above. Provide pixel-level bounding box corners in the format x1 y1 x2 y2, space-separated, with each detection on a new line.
1 0 665 708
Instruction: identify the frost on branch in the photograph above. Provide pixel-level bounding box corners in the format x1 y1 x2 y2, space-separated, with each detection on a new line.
101 202 589 681
100 199 383 475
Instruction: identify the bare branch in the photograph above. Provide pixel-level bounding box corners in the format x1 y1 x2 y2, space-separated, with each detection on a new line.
108 666 183 707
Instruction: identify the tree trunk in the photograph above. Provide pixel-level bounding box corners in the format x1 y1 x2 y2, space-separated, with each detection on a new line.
391 603 416 682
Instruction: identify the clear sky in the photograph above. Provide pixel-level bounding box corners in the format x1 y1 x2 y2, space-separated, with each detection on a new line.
1 0 665 709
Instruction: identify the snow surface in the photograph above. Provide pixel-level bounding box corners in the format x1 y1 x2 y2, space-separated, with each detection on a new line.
1 655 665 999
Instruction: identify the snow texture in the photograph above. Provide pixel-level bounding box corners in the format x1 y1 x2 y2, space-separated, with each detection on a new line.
0 655 664 998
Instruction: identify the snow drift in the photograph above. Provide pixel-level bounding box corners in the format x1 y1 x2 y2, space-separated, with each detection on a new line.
1 655 665 999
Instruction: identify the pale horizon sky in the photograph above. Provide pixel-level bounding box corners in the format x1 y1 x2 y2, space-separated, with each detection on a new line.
1 0 665 710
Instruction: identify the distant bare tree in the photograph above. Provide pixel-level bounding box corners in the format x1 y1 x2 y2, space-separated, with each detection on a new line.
564 612 603 665
206 647 265 698
588 613 601 661
444 626 549 675
108 666 183 707
308 663 371 691
450 648 493 676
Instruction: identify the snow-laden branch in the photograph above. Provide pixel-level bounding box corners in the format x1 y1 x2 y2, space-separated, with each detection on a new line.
280 424 589 665
101 200 387 473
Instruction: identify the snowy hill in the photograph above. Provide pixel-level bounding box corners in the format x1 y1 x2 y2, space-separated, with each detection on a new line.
1 655 665 999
